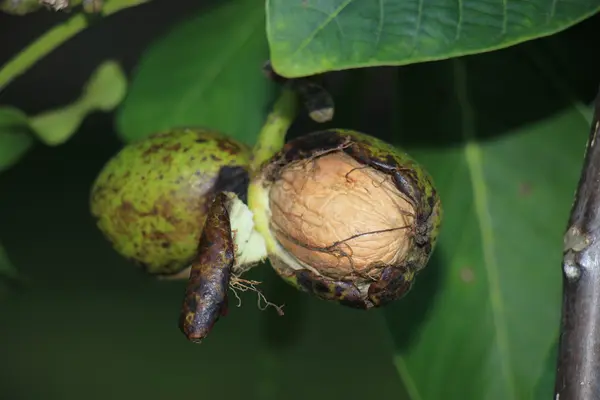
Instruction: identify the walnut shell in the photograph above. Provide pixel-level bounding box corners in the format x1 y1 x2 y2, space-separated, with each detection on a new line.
252 129 442 309
269 151 415 280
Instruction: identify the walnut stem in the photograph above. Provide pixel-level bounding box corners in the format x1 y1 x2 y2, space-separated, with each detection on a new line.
554 86 600 398
262 61 334 123
251 63 336 173
249 87 298 173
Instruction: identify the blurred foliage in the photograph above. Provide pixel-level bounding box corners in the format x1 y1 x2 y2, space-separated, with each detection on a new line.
0 59 126 290
117 0 276 145
0 1 599 400
30 60 127 146
0 107 32 172
267 0 600 77
1 0 143 15
0 0 146 90
0 0 40 15
0 60 126 160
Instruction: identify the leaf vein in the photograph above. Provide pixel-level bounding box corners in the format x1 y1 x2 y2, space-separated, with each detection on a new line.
455 0 463 40
549 0 559 23
394 356 423 400
453 58 516 397
411 0 425 53
291 0 353 59
501 0 508 35
374 0 385 52
305 5 347 38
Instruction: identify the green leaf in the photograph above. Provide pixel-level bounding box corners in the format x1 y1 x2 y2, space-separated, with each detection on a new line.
360 45 587 398
534 341 558 399
266 0 600 77
29 60 127 146
0 107 34 172
117 0 277 145
327 21 596 395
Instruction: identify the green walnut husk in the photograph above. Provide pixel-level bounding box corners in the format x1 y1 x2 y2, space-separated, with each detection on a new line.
245 129 442 309
175 128 441 344
90 128 250 276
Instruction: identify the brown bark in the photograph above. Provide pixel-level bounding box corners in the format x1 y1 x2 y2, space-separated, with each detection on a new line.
555 87 600 399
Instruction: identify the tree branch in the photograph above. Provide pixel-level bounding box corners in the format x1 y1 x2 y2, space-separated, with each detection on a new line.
555 86 600 399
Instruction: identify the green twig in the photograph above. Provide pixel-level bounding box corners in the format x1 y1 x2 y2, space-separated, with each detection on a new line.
0 0 148 91
249 87 298 173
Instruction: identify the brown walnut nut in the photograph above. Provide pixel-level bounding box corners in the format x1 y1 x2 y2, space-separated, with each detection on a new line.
253 129 441 309
269 152 415 281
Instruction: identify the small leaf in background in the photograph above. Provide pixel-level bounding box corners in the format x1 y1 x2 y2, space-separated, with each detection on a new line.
81 60 128 111
0 106 34 172
29 60 127 146
266 0 600 77
117 0 277 145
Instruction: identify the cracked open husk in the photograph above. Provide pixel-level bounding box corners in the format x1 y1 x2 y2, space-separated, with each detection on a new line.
233 129 443 309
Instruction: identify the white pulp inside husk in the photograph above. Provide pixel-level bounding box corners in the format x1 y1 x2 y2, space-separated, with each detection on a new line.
224 192 269 272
